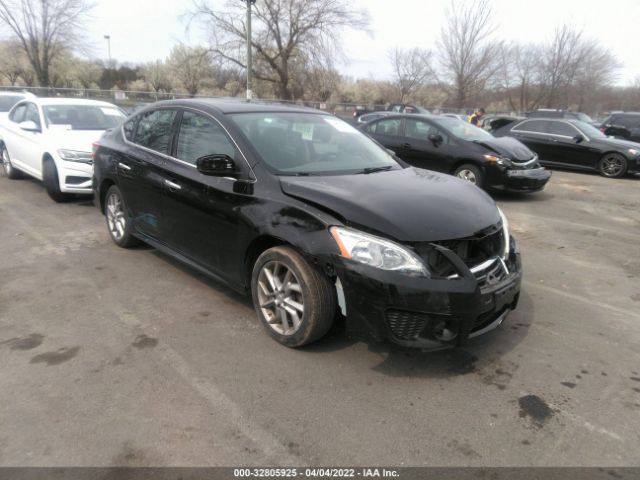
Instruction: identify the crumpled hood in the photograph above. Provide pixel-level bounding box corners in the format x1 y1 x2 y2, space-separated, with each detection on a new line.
279 167 500 242
45 128 106 152
472 136 536 162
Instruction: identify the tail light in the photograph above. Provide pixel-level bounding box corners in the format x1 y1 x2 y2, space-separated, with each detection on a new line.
91 142 100 160
599 127 606 133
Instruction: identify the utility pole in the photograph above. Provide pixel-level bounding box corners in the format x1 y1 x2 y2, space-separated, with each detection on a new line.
245 0 256 101
104 35 112 88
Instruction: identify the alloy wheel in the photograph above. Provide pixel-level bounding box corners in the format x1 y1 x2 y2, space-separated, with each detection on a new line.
106 192 126 241
257 261 305 336
457 168 477 184
601 155 623 177
2 148 12 175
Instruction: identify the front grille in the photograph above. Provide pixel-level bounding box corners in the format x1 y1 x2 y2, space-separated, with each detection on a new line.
386 309 429 340
414 222 506 278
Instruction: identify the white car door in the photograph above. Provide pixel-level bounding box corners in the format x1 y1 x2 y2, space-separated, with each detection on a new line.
2 102 28 166
16 102 45 177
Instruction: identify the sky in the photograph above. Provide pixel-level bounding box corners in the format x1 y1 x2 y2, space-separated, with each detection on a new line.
87 0 640 85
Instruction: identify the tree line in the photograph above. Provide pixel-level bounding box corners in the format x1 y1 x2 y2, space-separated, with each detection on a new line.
0 0 636 115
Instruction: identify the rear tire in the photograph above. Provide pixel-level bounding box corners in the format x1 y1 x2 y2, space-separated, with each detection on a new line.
1 145 23 179
599 153 627 178
251 246 336 347
104 185 141 248
454 163 483 187
43 158 74 202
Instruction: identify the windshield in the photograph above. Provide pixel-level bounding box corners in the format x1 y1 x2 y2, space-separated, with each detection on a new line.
574 121 606 138
43 105 126 130
0 95 25 112
229 112 401 175
435 117 494 141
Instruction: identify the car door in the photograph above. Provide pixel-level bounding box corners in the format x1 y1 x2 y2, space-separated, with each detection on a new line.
545 121 601 169
2 102 27 166
364 117 405 153
20 102 45 174
508 120 555 163
399 118 454 172
160 109 253 279
118 108 179 240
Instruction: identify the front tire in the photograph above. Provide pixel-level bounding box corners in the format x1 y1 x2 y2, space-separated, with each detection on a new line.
1 145 23 179
43 158 74 202
599 153 627 178
251 246 336 347
454 163 483 187
104 185 140 248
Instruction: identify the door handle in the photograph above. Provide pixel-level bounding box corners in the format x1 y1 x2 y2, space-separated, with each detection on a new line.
164 179 182 190
401 142 412 149
118 162 132 171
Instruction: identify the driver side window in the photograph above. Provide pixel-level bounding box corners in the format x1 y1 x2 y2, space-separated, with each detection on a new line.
24 103 41 129
176 111 237 165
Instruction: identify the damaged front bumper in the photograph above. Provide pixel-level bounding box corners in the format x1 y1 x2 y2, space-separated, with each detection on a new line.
334 239 522 350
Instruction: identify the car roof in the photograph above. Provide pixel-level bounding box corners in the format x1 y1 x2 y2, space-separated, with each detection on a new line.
28 97 120 107
143 98 326 115
0 91 35 97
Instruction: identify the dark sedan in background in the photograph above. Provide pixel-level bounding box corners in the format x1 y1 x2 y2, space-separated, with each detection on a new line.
360 114 551 192
93 99 521 351
600 112 640 143
494 118 640 178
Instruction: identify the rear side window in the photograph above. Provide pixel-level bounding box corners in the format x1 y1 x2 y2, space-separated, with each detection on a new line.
369 118 402 136
9 103 26 123
513 120 548 133
547 121 579 137
176 111 236 165
133 109 177 154
123 117 137 141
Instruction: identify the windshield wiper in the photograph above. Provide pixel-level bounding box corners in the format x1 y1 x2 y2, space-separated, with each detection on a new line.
357 165 394 174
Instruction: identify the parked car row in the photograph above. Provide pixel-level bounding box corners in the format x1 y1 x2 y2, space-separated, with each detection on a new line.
1 97 522 352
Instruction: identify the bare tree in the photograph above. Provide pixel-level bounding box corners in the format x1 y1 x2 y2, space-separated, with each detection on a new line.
437 0 501 108
498 42 547 112
190 0 369 100
0 0 94 86
389 47 434 102
0 40 30 85
167 45 212 97
140 60 173 95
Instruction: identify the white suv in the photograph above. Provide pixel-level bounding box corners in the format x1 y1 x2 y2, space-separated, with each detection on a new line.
0 97 126 202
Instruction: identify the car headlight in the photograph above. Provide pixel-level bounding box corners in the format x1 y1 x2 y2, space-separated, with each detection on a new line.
498 207 509 259
484 154 513 167
628 148 639 156
330 226 429 277
57 149 93 163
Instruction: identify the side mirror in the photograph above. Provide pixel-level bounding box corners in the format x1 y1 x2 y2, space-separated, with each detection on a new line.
19 120 40 132
428 133 443 145
196 154 237 177
573 134 585 143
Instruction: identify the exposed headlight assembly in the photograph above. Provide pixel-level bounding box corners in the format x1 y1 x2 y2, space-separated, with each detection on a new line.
330 226 429 277
484 154 513 167
57 149 93 163
498 207 510 259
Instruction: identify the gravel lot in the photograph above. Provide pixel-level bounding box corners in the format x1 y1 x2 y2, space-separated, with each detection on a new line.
0 169 639 467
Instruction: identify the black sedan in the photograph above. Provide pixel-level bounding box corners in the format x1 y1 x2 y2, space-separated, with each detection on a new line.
93 99 522 351
359 114 551 192
494 118 640 178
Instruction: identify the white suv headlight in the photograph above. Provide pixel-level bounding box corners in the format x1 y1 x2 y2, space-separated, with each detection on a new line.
498 207 510 259
57 149 93 163
330 226 429 277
